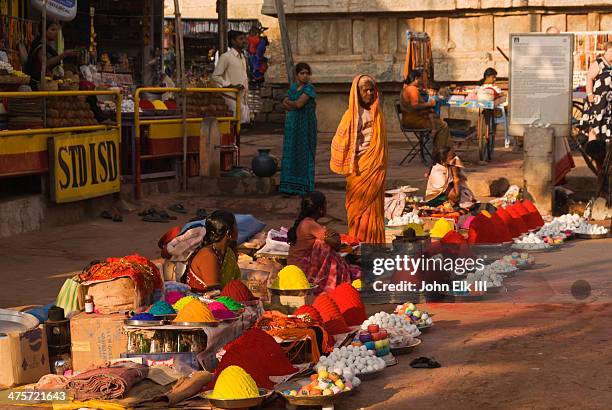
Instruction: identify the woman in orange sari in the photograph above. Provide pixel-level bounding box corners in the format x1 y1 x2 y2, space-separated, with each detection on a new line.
330 75 388 244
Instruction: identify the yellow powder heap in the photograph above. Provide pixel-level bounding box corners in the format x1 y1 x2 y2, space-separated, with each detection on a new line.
272 265 310 290
352 279 362 290
481 210 492 218
152 100 167 110
173 295 199 312
174 299 217 323
210 366 259 400
430 218 454 239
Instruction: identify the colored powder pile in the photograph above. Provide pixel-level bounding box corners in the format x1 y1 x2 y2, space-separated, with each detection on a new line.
272 265 310 290
173 295 199 312
522 199 544 228
430 218 453 239
495 207 521 238
441 230 474 258
130 313 157 321
174 299 217 323
468 213 501 244
220 280 256 302
514 201 538 230
352 279 362 289
210 366 259 400
148 301 176 316
214 328 297 389
490 213 513 242
313 293 350 335
330 283 367 326
460 215 475 230
216 296 244 311
166 291 185 306
293 304 323 323
208 301 236 320
505 205 529 235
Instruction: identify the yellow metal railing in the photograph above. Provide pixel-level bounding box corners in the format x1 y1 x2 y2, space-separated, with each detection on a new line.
0 90 122 178
132 87 240 198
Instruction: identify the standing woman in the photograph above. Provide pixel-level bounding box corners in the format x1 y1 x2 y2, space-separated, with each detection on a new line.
279 63 318 196
331 75 388 244
581 42 612 144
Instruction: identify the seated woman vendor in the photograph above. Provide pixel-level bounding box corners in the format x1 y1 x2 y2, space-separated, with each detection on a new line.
185 210 241 292
425 147 476 209
287 192 361 294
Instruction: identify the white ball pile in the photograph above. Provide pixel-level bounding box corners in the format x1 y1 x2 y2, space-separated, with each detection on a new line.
388 210 422 227
466 270 503 287
362 312 421 337
317 346 383 379
549 213 584 231
513 233 550 249
121 99 135 113
573 220 608 235
480 260 517 275
536 221 569 239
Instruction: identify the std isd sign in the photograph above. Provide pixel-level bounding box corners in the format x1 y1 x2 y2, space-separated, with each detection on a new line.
49 131 120 203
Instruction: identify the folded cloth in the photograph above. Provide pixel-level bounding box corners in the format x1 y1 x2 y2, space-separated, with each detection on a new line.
67 363 149 401
166 227 206 261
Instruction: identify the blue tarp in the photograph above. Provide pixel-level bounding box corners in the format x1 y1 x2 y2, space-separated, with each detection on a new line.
179 214 265 245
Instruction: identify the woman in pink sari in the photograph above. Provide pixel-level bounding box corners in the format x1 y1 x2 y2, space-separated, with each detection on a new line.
287 192 361 294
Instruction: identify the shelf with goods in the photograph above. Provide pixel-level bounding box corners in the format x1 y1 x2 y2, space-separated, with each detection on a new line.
572 31 612 89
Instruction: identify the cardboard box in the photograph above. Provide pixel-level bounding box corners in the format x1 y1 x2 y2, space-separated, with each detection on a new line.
0 326 49 388
70 312 128 372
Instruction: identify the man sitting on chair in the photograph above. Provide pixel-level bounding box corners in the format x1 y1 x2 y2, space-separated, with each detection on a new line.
400 68 451 157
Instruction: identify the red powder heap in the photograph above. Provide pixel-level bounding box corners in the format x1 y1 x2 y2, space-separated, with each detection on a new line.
313 293 350 335
505 205 530 234
213 328 297 389
513 202 538 230
522 199 544 228
519 200 544 229
490 212 513 242
468 213 502 244
330 283 367 326
220 280 257 302
440 230 474 258
293 305 323 323
495 207 521 238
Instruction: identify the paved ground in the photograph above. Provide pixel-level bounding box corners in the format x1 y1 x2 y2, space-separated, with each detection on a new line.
1 125 610 408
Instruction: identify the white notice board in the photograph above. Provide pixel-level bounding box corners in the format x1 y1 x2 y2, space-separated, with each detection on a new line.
509 34 574 136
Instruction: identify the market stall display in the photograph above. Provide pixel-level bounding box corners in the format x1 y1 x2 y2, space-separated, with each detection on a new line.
173 299 218 324
279 366 358 398
351 326 392 359
46 96 98 127
208 365 260 399
361 312 421 340
330 283 367 326
394 303 434 329
216 296 245 311
221 280 258 303
317 345 386 378
313 293 351 335
512 234 553 251
271 265 311 290
185 91 233 118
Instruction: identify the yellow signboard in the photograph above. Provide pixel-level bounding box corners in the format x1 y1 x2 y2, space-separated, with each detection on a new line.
49 130 121 203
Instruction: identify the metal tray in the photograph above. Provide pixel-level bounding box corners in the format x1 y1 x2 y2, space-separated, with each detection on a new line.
0 309 39 334
390 338 422 355
357 367 385 380
417 323 434 331
172 321 219 327
218 316 240 323
202 388 273 409
275 378 355 407
124 319 166 327
575 232 609 240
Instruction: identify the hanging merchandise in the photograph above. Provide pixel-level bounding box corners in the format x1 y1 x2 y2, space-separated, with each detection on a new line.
31 0 78 22
572 31 612 88
402 32 433 88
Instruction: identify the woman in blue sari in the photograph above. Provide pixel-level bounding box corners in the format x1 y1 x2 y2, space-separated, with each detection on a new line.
280 63 318 196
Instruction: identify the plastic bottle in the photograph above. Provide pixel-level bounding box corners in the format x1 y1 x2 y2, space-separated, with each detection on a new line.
85 295 94 314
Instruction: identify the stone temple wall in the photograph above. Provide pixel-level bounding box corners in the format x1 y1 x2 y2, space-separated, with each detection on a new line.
261 0 612 132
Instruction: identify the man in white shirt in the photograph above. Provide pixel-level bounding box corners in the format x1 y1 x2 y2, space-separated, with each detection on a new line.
212 30 250 124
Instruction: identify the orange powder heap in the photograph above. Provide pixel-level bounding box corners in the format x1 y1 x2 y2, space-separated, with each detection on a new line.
330 283 367 326
174 299 217 323
313 293 350 335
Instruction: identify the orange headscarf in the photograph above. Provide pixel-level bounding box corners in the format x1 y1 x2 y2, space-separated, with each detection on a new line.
330 75 386 175
330 75 388 244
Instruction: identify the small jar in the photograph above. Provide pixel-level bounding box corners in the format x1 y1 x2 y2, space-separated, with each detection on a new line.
84 295 94 314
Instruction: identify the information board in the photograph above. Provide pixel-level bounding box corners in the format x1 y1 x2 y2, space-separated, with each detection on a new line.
509 34 573 136
48 130 121 203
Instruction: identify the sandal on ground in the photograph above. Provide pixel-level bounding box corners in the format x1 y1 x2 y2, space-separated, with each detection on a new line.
410 357 441 369
138 208 157 217
100 210 113 220
142 214 170 223
112 212 123 222
158 210 177 220
169 203 188 214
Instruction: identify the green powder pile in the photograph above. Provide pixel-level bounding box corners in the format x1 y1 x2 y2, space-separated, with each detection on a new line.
216 296 244 311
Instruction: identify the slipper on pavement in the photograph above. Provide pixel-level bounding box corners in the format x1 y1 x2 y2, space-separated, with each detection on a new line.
410 357 441 369
169 204 188 214
142 215 170 223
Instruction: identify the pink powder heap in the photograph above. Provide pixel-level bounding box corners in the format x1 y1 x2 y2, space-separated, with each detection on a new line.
165 291 185 305
208 301 236 320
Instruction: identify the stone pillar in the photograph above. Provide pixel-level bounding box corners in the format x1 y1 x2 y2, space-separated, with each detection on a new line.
523 127 554 216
